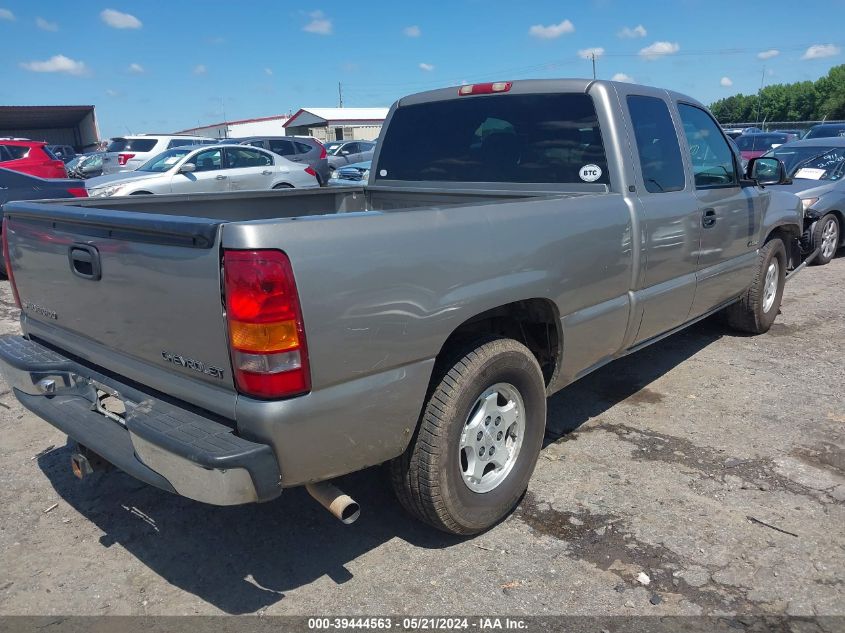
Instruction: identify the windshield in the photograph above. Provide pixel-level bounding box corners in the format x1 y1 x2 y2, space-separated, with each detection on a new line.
375 93 609 185
137 148 192 172
766 145 844 174
734 134 787 151
804 125 845 139
107 138 158 152
788 147 845 181
324 142 343 155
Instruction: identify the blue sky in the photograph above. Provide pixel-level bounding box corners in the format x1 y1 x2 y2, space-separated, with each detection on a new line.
1 0 843 138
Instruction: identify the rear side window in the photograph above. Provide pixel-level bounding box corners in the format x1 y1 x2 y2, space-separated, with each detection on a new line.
0 144 31 160
294 141 314 154
376 93 609 185
269 139 296 156
167 139 200 149
626 96 686 193
107 138 158 152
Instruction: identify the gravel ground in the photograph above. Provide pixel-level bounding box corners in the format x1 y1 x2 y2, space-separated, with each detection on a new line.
0 258 843 617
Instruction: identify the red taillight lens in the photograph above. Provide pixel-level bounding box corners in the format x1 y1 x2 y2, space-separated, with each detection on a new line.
67 188 88 198
117 153 135 166
458 81 512 96
2 218 21 309
318 143 327 159
224 249 310 399
304 166 317 178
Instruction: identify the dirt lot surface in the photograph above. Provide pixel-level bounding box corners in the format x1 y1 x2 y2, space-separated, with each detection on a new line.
0 258 843 618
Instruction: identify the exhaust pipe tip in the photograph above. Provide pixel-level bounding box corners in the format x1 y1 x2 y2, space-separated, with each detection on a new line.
306 481 360 524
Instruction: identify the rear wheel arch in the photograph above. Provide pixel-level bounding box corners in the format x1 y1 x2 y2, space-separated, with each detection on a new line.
433 298 562 389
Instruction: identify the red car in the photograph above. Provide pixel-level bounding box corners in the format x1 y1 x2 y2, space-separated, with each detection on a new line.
0 139 67 179
734 133 790 161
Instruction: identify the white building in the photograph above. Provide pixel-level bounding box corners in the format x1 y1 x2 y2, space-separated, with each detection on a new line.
174 114 291 139
283 108 388 142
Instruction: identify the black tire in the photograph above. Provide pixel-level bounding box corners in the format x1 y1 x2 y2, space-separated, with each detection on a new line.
129 191 152 195
810 213 840 266
725 238 786 334
272 183 294 189
389 337 546 535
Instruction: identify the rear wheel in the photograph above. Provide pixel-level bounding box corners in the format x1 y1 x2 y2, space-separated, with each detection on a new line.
389 337 546 535
810 214 840 266
725 238 786 334
272 183 294 189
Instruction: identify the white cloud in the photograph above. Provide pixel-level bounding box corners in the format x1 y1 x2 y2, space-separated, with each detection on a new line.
419 62 434 72
618 24 646 38
20 54 87 75
105 88 120 97
801 44 840 60
264 67 273 76
0 8 14 21
128 62 144 74
720 76 733 87
403 25 421 37
757 49 779 60
100 8 141 29
528 19 574 39
639 41 680 60
577 47 605 60
36 17 58 31
193 64 207 75
303 10 332 35
612 72 634 83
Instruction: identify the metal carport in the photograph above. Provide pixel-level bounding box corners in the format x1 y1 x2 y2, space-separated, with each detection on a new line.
0 105 100 151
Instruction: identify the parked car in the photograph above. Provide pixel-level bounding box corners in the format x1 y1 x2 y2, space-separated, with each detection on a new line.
762 137 845 265
220 136 329 185
86 143 319 197
0 79 801 535
803 123 845 139
0 167 87 275
47 144 76 163
328 160 370 185
734 133 790 160
772 129 804 141
324 140 376 169
0 139 67 179
66 152 104 179
723 126 762 139
101 134 216 175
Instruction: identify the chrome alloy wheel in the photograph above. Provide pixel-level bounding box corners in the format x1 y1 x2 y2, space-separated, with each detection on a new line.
821 217 839 260
459 382 524 493
762 259 779 313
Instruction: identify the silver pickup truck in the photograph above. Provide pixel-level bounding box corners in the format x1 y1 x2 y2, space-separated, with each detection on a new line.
0 79 802 535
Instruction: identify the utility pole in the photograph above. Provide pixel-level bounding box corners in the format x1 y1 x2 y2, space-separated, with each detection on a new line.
338 82 344 108
591 53 596 80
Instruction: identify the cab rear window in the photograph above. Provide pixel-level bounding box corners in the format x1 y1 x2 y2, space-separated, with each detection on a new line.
375 93 609 185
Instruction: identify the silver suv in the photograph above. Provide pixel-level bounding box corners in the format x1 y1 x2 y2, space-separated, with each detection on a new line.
101 134 215 174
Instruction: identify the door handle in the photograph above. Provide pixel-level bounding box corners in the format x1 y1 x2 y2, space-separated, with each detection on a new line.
702 208 717 228
68 244 101 280
261 170 273 175
215 175 227 180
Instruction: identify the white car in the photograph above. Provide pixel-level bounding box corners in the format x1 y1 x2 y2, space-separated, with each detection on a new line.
86 144 320 197
101 134 216 174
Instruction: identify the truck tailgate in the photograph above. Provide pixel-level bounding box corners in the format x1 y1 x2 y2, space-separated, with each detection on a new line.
3 202 236 403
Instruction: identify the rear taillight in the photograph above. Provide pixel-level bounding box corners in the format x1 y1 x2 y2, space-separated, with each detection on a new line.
318 143 327 159
224 249 310 399
117 153 135 166
67 188 88 198
304 166 317 179
2 218 21 309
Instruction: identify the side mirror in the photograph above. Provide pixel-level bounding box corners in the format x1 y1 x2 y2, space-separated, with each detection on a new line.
746 157 789 186
179 162 196 174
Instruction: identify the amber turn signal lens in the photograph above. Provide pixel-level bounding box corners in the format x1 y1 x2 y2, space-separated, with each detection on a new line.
229 319 299 353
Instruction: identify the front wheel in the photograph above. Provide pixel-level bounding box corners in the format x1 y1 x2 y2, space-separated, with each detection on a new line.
810 214 840 266
724 238 786 334
389 337 546 535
